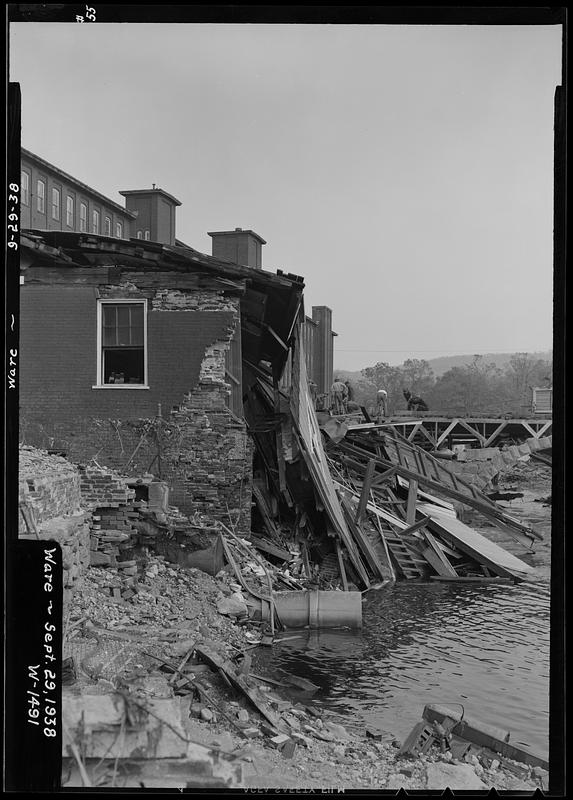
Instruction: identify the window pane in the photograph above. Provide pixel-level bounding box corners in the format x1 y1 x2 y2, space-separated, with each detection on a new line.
130 305 143 325
103 326 117 346
116 326 131 346
117 306 131 327
21 172 29 204
103 348 145 384
103 305 117 326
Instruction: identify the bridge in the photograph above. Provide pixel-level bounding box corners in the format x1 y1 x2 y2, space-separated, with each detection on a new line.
375 414 553 450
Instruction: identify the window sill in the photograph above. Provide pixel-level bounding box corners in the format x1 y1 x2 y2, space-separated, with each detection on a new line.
92 384 150 390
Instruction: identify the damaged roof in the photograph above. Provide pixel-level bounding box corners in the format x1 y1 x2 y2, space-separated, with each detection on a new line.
20 229 305 377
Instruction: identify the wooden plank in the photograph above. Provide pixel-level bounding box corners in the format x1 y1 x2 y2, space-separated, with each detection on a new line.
483 421 507 447
356 459 376 523
301 541 312 581
337 442 541 541
249 535 290 562
457 419 487 446
290 335 370 588
422 704 548 770
336 541 349 591
435 420 458 448
252 484 280 540
423 509 533 581
406 479 418 526
195 645 285 731
273 379 288 494
370 465 399 488
340 496 388 580
373 520 396 582
399 515 432 537
422 531 458 576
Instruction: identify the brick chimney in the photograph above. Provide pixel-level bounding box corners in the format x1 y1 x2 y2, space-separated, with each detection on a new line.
119 188 181 246
208 228 266 269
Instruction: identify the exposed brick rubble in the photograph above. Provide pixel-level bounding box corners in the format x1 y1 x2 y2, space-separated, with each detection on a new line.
19 446 90 609
79 463 136 508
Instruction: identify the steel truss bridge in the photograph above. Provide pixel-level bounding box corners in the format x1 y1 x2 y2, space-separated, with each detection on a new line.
378 415 552 450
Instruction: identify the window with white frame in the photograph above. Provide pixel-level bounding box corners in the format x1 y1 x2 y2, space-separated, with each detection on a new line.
137 230 143 239
51 187 61 220
104 216 112 236
37 179 46 213
115 221 123 239
144 230 150 241
80 202 87 231
92 208 100 234
66 195 74 227
97 300 147 386
21 171 30 204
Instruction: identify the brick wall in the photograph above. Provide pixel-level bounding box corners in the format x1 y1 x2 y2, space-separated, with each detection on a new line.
20 285 252 534
79 464 137 508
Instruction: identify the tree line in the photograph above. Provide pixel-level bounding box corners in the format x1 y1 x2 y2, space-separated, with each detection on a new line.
345 353 552 417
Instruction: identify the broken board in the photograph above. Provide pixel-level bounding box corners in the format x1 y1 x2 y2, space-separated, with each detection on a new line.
419 505 533 582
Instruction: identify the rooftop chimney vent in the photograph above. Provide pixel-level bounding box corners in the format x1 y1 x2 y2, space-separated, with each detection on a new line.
208 228 266 269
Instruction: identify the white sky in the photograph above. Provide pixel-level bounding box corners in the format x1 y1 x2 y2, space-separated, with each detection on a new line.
9 22 562 370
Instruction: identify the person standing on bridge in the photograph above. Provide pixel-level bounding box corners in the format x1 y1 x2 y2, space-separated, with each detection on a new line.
403 388 429 412
376 389 388 422
331 378 348 415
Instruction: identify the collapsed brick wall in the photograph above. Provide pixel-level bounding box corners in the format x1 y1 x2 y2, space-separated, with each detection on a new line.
79 463 137 509
19 445 82 529
19 446 91 610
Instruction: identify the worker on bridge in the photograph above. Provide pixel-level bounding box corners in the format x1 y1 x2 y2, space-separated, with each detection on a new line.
403 388 429 412
376 389 388 422
331 378 348 415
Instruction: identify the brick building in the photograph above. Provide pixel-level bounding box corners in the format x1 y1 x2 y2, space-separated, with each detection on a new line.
19 229 304 534
18 149 339 530
20 148 182 245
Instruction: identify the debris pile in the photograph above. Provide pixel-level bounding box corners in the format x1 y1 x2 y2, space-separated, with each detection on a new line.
61 552 546 790
239 340 543 594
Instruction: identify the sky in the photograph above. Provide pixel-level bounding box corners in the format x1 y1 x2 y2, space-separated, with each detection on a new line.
9 20 562 371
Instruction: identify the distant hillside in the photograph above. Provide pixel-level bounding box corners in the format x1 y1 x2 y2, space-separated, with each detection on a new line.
424 351 552 378
335 350 552 381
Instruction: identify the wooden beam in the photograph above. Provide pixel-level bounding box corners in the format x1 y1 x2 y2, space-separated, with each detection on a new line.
436 420 459 447
273 379 288 494
340 497 387 580
457 419 487 446
399 515 432 537
336 444 542 540
406 479 418 526
484 421 508 447
336 541 349 591
370 466 399 488
355 459 376 523
264 323 289 352
422 531 458 577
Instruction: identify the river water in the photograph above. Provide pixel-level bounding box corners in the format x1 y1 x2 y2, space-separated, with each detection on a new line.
253 487 551 761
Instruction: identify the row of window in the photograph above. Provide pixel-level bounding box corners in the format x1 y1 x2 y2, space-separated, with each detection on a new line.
21 171 124 238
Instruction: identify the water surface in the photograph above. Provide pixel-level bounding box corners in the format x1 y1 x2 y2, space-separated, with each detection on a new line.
254 491 551 759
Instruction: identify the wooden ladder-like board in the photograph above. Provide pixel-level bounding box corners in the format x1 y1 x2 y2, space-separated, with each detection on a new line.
384 533 427 579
